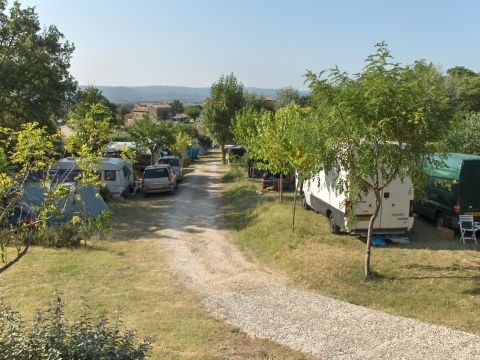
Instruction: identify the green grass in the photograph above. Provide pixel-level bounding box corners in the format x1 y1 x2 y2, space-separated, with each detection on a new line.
0 196 309 359
221 166 480 334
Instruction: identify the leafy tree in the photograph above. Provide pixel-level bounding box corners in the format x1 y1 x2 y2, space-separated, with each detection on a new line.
185 105 202 120
305 42 450 280
116 103 133 126
169 99 185 114
65 103 112 156
70 86 117 126
127 116 175 164
0 0 77 131
275 87 301 109
0 121 111 274
243 92 275 112
446 112 480 155
171 131 193 162
445 66 480 113
202 73 245 163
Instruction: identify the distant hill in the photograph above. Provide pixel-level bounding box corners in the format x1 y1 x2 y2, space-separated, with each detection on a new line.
85 85 280 104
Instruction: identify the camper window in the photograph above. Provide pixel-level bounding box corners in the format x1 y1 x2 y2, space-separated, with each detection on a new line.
104 170 116 181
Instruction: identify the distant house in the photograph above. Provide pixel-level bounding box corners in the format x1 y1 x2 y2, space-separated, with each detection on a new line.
170 113 189 123
124 103 173 126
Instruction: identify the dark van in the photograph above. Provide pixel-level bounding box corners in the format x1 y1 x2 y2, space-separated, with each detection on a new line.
414 153 480 229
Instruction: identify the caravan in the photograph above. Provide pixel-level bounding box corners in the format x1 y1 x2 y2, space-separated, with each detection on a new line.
301 171 414 235
51 157 135 197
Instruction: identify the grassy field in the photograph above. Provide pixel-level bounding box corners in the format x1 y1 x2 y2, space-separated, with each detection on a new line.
221 165 480 335
0 196 309 359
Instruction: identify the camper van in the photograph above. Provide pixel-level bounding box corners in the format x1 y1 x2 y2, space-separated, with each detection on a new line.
414 153 480 229
50 157 135 197
301 171 414 235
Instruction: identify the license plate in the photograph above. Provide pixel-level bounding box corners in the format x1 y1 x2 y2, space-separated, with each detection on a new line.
356 215 372 221
466 211 480 217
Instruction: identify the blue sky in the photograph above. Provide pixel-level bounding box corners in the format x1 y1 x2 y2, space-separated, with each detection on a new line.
19 0 480 89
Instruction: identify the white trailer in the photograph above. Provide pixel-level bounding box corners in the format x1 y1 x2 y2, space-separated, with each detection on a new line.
301 171 414 234
51 157 135 197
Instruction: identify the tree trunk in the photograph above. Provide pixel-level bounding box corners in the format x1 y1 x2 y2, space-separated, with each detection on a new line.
279 173 283 203
221 144 226 164
292 183 298 230
251 160 255 185
0 237 31 274
365 189 382 281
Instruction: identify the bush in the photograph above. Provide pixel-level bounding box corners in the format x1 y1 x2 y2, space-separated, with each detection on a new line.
0 294 153 359
31 224 81 248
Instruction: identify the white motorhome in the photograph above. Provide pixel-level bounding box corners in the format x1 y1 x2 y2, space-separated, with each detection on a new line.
301 171 414 235
51 157 135 197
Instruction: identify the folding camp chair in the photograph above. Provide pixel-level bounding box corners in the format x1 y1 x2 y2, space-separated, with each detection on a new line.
458 215 479 245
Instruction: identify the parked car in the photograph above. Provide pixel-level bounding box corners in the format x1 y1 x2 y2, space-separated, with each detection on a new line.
261 172 295 191
414 153 480 229
141 164 177 195
156 155 183 181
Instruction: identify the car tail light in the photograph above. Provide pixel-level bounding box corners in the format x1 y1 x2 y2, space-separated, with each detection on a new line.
409 200 414 217
453 197 461 215
168 173 173 182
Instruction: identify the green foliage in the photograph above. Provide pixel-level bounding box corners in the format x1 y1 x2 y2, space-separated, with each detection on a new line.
65 103 112 156
127 116 175 163
446 112 480 155
185 104 202 120
305 42 450 279
0 294 153 359
172 131 192 157
169 99 185 114
0 0 77 131
275 87 301 109
244 92 275 112
31 224 81 248
202 73 245 163
70 86 117 126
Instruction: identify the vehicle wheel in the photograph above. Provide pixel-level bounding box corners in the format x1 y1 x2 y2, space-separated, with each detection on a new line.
435 213 444 228
302 195 311 210
330 217 341 234
170 185 176 195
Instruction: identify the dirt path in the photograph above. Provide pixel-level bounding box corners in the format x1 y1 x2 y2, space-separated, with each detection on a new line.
153 153 480 360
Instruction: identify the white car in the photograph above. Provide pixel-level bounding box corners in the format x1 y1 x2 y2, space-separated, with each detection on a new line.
141 164 177 195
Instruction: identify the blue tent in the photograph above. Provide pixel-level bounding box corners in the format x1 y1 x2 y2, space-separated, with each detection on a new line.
22 182 109 225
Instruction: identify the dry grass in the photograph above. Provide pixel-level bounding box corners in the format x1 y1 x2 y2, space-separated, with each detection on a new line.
221 165 480 335
0 196 309 359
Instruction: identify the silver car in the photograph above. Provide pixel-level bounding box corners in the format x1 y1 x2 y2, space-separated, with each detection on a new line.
141 164 177 195
156 156 183 182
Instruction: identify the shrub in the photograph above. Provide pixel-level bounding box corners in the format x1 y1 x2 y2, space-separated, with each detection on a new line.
31 224 81 248
0 294 153 359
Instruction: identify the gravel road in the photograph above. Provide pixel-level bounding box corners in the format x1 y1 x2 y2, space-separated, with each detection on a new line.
154 153 480 359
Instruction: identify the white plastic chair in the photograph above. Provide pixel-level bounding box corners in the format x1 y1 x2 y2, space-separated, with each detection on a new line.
458 215 478 245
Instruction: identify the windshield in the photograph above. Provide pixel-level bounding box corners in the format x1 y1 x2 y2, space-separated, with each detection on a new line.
158 158 180 167
144 168 169 179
